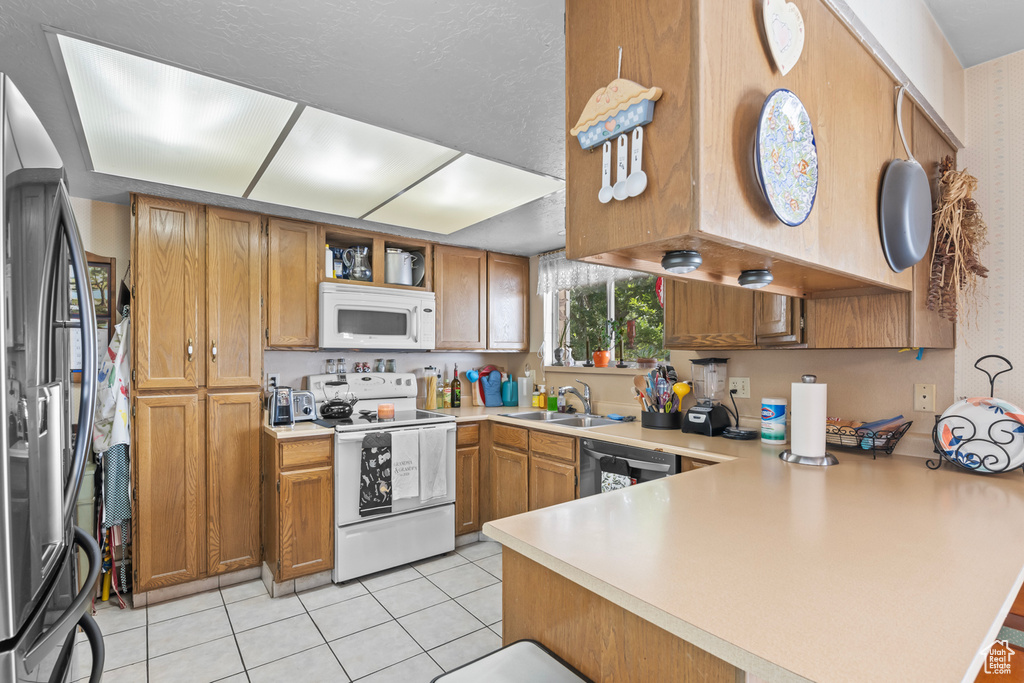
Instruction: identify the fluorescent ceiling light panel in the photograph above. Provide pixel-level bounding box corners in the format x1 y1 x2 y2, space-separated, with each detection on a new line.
56 34 295 196
366 155 564 234
248 107 458 217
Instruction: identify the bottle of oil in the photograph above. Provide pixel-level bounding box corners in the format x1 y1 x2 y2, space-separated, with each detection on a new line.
452 364 461 408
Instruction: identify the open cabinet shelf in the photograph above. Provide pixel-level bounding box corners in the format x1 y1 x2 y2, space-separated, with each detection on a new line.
319 223 433 291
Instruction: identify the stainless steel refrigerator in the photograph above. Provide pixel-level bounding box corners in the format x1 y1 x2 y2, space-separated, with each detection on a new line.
0 75 104 682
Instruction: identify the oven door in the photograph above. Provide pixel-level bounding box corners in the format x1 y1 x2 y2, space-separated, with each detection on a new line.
334 424 456 527
319 284 430 350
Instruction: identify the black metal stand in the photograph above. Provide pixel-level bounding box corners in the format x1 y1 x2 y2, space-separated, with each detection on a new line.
927 355 1024 475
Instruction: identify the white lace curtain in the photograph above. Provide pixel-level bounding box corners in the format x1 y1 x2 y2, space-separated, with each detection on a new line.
536 250 636 295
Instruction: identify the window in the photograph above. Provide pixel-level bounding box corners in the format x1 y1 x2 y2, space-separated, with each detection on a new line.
549 274 669 365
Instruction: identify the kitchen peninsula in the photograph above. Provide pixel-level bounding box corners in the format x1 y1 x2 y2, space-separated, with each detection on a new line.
485 452 1024 682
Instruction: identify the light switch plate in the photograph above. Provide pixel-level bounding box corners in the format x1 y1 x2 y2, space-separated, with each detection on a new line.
729 377 750 399
914 384 935 412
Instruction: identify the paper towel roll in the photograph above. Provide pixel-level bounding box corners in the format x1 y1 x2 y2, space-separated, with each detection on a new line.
790 381 827 457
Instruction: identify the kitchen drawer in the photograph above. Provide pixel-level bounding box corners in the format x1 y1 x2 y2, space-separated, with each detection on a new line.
280 438 332 470
530 430 576 464
493 423 529 451
456 423 480 447
682 457 715 471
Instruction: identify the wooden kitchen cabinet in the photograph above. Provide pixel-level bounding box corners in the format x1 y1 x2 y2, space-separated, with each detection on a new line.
664 280 804 350
435 246 530 351
134 393 203 592
266 217 319 348
565 0 926 297
133 195 202 390
434 245 488 350
133 391 263 591
529 457 577 511
487 252 530 351
262 434 334 582
492 446 529 520
755 292 803 346
805 105 956 349
206 207 262 387
456 424 481 535
206 391 262 576
663 279 756 349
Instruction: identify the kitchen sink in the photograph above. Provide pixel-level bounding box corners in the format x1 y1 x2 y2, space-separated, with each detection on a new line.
500 411 568 421
549 415 620 428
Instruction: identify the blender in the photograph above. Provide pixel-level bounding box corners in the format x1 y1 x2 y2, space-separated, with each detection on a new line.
682 358 732 436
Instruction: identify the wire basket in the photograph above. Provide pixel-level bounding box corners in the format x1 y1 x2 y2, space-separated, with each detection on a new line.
825 421 912 458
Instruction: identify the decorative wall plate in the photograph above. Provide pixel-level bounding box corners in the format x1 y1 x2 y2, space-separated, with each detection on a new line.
763 0 805 76
936 397 1024 473
754 89 818 226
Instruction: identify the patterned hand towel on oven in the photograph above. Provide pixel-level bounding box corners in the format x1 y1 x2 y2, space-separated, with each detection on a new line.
391 429 420 500
419 425 448 501
360 432 392 517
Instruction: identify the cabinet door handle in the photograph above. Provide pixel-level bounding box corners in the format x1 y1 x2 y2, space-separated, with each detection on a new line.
187 337 194 361
211 340 218 362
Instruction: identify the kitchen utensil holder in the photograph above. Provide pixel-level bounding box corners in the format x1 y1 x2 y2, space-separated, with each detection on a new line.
641 411 681 430
825 420 912 458
927 354 1024 475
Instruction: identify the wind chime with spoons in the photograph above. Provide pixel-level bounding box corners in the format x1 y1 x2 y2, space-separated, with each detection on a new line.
570 47 662 204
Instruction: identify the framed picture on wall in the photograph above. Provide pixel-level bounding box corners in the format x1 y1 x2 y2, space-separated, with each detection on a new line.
71 251 116 380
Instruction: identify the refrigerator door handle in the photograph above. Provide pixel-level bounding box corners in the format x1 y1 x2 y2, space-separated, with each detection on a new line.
24 527 101 672
72 613 105 683
38 179 97 521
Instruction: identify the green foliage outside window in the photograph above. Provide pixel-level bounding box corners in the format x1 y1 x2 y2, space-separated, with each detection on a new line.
562 276 669 362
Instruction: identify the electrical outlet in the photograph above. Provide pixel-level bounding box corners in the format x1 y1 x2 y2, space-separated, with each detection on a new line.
729 377 750 399
267 373 281 391
914 384 935 412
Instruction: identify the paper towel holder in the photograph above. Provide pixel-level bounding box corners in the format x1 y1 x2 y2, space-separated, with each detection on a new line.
779 375 839 466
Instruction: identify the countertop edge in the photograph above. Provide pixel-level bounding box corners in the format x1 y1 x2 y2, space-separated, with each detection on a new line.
482 523 812 683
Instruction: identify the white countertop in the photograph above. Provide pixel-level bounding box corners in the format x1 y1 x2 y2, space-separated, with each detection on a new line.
484 451 1024 682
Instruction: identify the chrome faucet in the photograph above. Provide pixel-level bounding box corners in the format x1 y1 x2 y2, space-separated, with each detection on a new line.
559 380 592 415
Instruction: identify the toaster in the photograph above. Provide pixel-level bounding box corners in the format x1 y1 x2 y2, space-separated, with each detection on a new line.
291 390 316 422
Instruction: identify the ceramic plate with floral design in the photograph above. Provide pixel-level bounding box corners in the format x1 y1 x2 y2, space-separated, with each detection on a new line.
936 397 1024 473
755 89 818 226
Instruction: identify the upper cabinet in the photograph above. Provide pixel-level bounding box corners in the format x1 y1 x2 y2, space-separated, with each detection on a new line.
487 252 530 351
663 280 803 350
435 246 488 350
207 208 262 387
133 196 265 386
564 0 953 297
435 246 529 352
133 196 201 390
266 217 319 348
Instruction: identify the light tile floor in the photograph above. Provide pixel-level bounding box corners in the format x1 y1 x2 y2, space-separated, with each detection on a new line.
74 541 504 683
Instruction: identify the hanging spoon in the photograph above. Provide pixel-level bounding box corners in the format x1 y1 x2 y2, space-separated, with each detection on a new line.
598 141 613 204
612 134 629 201
626 126 648 197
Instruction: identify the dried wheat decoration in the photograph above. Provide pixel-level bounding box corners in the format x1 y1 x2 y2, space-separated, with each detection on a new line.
927 155 989 324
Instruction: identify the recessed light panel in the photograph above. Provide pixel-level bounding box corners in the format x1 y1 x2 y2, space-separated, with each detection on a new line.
56 34 295 196
248 107 458 217
366 155 564 234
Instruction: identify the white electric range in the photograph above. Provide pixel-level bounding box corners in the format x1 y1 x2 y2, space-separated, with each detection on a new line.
304 373 457 583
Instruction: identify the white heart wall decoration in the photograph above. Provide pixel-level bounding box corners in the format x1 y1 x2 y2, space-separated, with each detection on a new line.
763 0 805 76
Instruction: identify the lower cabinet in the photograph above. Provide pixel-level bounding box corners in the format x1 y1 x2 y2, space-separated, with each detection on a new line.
133 390 262 593
492 446 529 520
456 423 481 535
528 457 576 511
262 434 334 582
489 423 579 519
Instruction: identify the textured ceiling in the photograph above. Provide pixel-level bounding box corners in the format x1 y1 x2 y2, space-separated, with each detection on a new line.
922 0 1024 67
0 0 567 255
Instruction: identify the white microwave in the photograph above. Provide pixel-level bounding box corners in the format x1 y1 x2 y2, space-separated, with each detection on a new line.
319 282 436 350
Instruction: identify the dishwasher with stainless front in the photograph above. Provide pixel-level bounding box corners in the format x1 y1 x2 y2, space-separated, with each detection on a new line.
578 438 682 497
